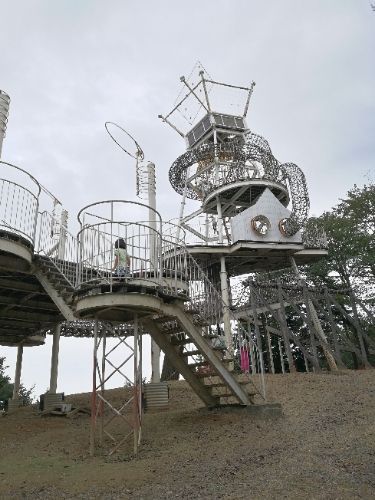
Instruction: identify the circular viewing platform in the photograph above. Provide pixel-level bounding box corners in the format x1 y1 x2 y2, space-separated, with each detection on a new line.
202 178 289 216
74 200 190 321
0 229 34 271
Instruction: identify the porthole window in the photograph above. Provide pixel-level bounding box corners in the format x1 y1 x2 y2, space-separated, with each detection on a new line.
251 215 270 236
279 218 288 235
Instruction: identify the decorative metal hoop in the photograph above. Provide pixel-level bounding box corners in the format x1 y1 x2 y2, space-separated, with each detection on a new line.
105 122 144 161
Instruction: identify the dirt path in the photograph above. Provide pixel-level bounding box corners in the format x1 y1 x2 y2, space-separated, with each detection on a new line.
0 371 374 499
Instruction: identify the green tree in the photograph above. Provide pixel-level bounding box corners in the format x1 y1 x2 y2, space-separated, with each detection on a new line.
305 183 375 298
0 357 13 410
303 183 374 367
0 357 35 409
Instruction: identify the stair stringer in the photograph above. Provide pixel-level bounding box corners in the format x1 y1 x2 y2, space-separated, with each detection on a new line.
33 266 75 321
141 317 219 408
164 303 251 406
145 301 252 406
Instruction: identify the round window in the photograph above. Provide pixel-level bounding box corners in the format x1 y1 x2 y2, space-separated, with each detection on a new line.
279 218 288 235
251 215 271 236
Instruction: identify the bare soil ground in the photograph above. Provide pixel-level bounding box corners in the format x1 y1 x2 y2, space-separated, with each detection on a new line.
0 371 374 499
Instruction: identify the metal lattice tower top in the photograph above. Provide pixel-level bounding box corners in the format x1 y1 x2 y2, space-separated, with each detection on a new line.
159 69 310 238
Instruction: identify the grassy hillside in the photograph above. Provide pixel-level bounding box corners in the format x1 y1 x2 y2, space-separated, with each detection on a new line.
0 371 374 499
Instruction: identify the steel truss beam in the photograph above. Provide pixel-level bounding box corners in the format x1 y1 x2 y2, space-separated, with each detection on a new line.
90 316 142 457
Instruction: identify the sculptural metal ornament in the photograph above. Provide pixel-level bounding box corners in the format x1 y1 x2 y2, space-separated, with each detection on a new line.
169 130 310 236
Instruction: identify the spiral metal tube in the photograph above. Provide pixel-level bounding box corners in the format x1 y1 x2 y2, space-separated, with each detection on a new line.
0 90 10 158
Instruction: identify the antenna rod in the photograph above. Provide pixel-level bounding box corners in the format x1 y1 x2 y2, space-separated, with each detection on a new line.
180 76 209 113
158 114 185 137
204 79 252 91
162 82 201 120
199 70 212 113
243 81 256 118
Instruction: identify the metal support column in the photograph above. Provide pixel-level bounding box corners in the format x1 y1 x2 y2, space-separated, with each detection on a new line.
247 320 257 374
307 298 338 371
250 291 265 377
49 323 61 393
147 162 161 383
277 282 296 373
290 257 337 372
216 196 232 353
278 339 285 374
323 288 346 369
266 329 275 374
90 316 143 457
349 291 371 368
12 345 23 400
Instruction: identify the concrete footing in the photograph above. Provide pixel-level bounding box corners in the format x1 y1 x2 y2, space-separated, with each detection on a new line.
210 402 282 417
7 399 23 412
41 392 64 411
243 402 282 417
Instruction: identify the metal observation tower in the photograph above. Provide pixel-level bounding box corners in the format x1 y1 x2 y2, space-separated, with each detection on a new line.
159 69 326 355
0 70 372 457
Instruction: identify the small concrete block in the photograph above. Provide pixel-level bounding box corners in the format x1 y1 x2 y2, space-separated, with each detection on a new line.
7 399 23 413
244 402 282 417
56 403 72 413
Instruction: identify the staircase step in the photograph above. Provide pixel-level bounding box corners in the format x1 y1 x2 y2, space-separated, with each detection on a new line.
162 327 184 335
154 316 177 323
201 375 230 385
219 395 242 405
45 275 73 289
188 361 208 369
212 390 236 398
171 337 193 346
203 382 226 388
210 385 258 397
195 370 217 378
182 350 201 357
204 378 258 395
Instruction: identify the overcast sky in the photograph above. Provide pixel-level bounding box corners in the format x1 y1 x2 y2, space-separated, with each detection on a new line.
1 0 374 396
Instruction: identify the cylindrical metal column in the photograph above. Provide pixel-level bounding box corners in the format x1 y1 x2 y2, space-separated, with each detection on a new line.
0 90 10 158
90 319 99 456
49 323 61 393
278 339 285 374
216 192 232 353
220 256 233 355
266 329 275 374
12 345 23 400
133 314 139 456
147 162 161 383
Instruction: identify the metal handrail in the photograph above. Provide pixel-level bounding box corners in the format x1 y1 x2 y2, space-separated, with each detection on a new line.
0 177 39 244
74 201 266 398
77 199 162 227
0 161 42 197
36 210 78 287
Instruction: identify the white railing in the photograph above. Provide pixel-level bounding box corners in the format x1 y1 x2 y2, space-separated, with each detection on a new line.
0 161 41 244
77 220 162 290
161 240 266 398
74 200 265 398
36 210 78 287
167 216 231 247
76 200 164 291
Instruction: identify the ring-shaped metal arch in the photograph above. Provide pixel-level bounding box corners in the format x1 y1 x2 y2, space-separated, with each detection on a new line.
77 199 162 228
0 161 42 197
105 121 144 161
